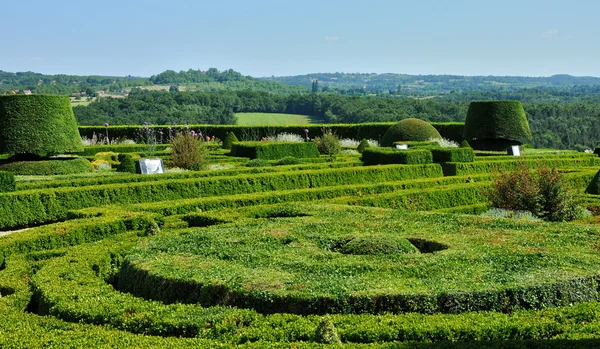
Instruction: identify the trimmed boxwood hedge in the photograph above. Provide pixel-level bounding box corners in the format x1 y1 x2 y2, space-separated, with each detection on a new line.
463 101 532 151
0 95 83 156
381 118 442 147
80 144 171 156
0 157 94 175
361 148 433 165
431 148 475 163
440 157 599 176
230 141 320 159
0 171 15 192
587 169 600 195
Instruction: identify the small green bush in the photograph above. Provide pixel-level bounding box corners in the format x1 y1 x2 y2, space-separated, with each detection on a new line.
143 220 160 236
357 139 371 153
116 154 136 173
245 158 271 167
223 132 239 150
314 129 342 159
339 236 418 255
0 171 16 192
381 118 442 146
361 148 433 165
431 148 475 163
275 156 301 166
0 157 93 175
171 134 208 170
314 316 341 344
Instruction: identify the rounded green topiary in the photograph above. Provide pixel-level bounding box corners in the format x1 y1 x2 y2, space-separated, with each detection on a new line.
380 118 441 147
0 95 83 156
314 316 341 344
463 101 532 151
339 236 419 255
587 170 600 195
116 153 137 173
357 138 371 153
222 132 239 150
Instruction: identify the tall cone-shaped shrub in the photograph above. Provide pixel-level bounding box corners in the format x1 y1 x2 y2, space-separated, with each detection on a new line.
223 132 239 150
0 95 83 156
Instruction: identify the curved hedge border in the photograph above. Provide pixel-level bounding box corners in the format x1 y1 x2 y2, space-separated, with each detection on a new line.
0 95 83 156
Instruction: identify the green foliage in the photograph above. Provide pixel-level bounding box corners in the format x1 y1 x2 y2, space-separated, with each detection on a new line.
314 129 342 159
245 158 271 167
0 171 15 192
339 236 418 255
116 154 136 173
393 141 439 149
361 148 433 165
0 95 83 156
231 142 320 160
357 139 371 153
223 132 239 150
460 140 471 148
275 156 301 166
464 101 532 150
314 316 341 344
381 118 442 147
431 148 475 163
587 170 600 195
183 212 230 227
170 133 208 170
0 157 93 175
441 156 599 176
487 165 584 222
143 220 160 236
80 144 170 156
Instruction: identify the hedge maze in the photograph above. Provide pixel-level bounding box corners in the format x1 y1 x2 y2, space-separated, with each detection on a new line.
2 121 600 347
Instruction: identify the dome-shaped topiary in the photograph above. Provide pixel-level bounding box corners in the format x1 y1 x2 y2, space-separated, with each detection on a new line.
380 118 441 147
223 132 239 150
0 95 83 157
587 169 600 195
463 101 532 151
339 236 419 255
357 138 371 153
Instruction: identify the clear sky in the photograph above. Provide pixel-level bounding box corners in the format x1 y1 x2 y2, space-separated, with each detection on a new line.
2 0 599 77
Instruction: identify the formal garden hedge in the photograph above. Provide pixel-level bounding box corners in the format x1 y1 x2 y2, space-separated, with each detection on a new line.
0 171 15 192
431 148 475 163
0 95 83 156
0 157 94 176
230 141 320 159
362 148 433 165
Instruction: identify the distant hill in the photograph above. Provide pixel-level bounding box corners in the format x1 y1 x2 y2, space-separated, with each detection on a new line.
259 73 600 94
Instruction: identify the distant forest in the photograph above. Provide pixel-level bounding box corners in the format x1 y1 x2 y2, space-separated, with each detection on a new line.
74 88 600 150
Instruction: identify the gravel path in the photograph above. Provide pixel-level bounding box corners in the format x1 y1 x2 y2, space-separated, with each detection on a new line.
0 228 30 237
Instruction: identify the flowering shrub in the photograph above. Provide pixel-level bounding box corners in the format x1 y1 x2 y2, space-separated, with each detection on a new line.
274 133 304 143
170 133 208 171
428 137 459 148
314 129 341 160
487 164 584 221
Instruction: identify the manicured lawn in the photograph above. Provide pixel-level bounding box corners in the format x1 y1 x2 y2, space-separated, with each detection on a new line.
236 112 315 125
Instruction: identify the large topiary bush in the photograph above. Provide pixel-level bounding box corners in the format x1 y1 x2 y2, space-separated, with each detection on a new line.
0 95 83 156
463 101 532 151
380 118 441 147
222 132 239 150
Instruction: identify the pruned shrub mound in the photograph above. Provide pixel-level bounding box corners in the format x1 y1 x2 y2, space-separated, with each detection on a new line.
338 236 419 255
357 138 371 153
275 156 301 166
314 316 341 344
231 141 320 160
0 157 93 175
380 118 442 147
253 205 309 219
587 169 600 195
116 153 137 173
463 101 532 151
0 95 83 156
222 132 239 150
407 238 449 253
361 148 433 165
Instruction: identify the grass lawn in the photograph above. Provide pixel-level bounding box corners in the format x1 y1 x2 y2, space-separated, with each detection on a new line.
236 112 317 125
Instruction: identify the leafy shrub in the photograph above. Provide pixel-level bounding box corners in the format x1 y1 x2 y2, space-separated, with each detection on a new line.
0 157 94 175
0 171 15 192
481 208 542 221
431 148 475 163
143 220 160 236
171 134 208 171
245 158 271 167
314 316 341 344
91 159 111 170
253 204 308 218
357 139 371 153
116 153 136 173
275 156 301 166
361 148 433 165
339 236 418 255
0 95 83 156
222 132 239 150
381 118 442 146
487 165 583 221
428 137 459 148
314 129 342 159
464 101 532 150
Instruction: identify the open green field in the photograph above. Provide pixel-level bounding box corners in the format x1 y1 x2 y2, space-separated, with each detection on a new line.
236 112 315 125
2 139 600 347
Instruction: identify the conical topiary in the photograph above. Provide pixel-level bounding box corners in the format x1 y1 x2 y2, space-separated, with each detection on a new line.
357 139 371 153
587 169 600 195
116 153 137 173
314 316 341 344
223 132 239 150
380 118 441 147
0 95 83 157
460 140 471 148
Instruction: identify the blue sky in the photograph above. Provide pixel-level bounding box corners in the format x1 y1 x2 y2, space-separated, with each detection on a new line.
2 0 599 77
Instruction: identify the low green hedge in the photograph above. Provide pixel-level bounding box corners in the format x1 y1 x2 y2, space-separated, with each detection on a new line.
0 157 94 175
431 148 475 163
80 144 170 156
393 141 439 149
441 158 599 176
0 171 15 192
0 164 443 228
361 148 433 165
230 142 320 160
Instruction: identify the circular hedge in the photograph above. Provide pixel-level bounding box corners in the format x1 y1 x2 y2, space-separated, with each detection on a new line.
380 118 441 147
463 101 532 151
0 95 83 156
